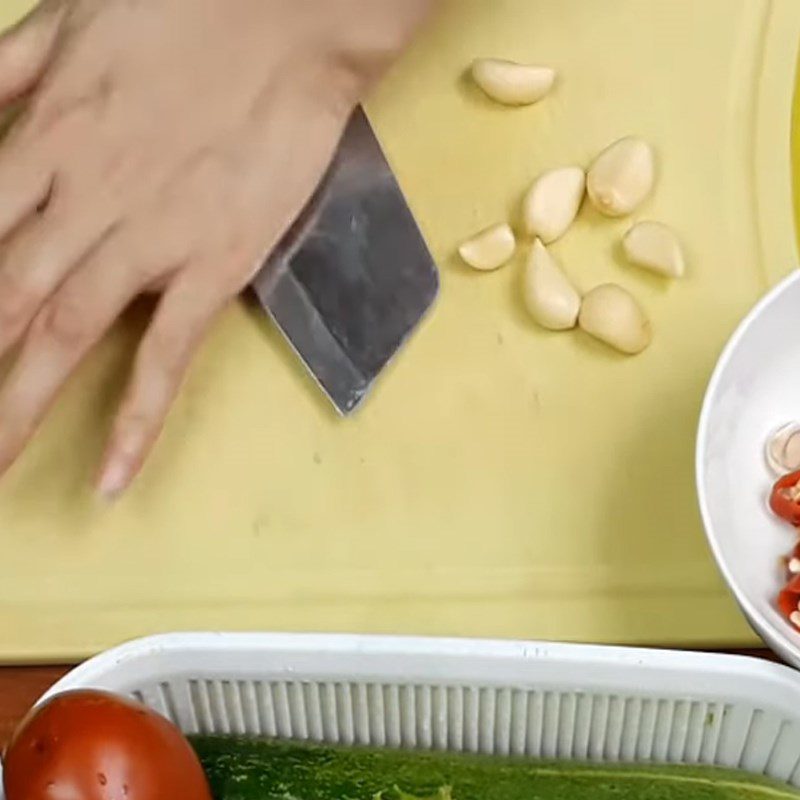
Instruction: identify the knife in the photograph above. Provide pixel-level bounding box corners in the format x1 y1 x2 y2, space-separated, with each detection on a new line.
250 107 439 415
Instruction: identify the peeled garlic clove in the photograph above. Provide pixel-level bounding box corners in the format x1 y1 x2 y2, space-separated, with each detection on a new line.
766 423 800 476
523 167 585 243
587 137 655 217
458 223 516 271
471 59 556 106
523 239 581 331
578 283 652 355
623 221 685 278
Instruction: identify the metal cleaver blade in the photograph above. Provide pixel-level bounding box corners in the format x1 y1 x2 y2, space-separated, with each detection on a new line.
250 107 439 416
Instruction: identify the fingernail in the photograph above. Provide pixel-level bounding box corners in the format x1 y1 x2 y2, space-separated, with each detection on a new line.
97 457 130 502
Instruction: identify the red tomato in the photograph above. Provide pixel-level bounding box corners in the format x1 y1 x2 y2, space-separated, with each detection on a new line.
3 689 212 800
770 470 800 526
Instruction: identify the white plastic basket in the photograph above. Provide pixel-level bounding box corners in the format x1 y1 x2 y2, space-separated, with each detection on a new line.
30 634 800 787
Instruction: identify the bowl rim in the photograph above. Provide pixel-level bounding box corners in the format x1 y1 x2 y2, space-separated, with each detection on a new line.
696 269 800 664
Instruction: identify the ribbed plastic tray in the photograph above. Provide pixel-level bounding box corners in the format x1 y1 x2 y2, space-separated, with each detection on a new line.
16 633 800 788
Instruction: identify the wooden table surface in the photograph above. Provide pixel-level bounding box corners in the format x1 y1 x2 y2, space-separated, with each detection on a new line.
0 649 782 748
0 666 70 746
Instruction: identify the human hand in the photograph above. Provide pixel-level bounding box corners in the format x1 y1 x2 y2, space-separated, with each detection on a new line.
0 0 432 498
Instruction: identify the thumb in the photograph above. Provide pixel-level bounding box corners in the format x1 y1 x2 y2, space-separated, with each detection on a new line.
0 2 64 108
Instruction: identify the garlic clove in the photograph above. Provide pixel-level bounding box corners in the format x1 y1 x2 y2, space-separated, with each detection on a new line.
766 422 800 476
523 239 581 331
458 223 516 271
623 221 685 279
523 167 586 243
471 59 556 106
578 283 652 355
587 137 655 217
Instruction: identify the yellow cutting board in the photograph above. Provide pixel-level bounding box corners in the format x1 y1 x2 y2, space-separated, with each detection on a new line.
0 0 797 661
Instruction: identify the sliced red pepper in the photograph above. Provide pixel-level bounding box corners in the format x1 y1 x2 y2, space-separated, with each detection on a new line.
786 541 800 581
770 470 800 526
778 574 800 629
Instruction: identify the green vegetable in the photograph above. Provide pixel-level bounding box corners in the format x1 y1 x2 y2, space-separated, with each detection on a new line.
190 737 800 800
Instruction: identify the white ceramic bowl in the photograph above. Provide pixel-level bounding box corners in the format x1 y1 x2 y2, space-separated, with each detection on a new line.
697 270 800 666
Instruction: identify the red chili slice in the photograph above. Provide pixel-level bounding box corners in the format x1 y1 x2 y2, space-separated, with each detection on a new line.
770 470 800 526
778 574 800 629
786 541 800 581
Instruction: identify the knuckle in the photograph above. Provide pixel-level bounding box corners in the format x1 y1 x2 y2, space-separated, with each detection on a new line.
112 403 163 457
25 79 108 141
24 91 70 139
114 409 153 442
144 328 189 372
0 271 42 331
33 295 90 349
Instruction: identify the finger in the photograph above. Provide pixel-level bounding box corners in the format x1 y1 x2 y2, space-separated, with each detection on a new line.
0 1 65 108
0 229 146 476
0 205 119 356
97 275 230 500
0 134 56 242
0 2 65 243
